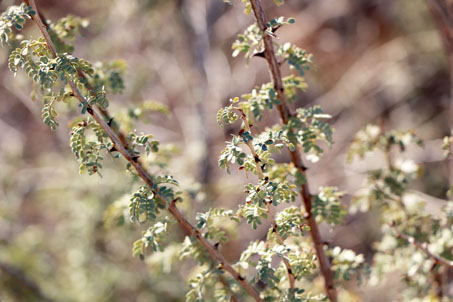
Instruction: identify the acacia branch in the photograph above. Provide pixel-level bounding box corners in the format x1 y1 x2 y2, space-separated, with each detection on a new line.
24 1 263 300
248 1 337 300
238 109 296 289
392 225 453 268
22 0 128 147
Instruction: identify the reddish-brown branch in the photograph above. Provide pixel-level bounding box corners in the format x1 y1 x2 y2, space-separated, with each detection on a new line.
23 0 128 148
248 1 337 300
24 1 263 300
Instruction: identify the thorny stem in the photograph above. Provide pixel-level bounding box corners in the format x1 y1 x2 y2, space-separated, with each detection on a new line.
24 1 263 301
248 0 337 300
22 1 129 148
237 108 296 290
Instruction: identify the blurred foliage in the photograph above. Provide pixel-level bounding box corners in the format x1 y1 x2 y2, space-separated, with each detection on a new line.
0 0 452 301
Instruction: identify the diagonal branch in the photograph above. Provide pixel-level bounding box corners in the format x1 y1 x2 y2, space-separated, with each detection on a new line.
392 225 453 268
22 0 128 147
23 1 263 301
248 1 337 301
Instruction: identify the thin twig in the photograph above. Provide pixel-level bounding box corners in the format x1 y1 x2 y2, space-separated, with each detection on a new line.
237 109 296 290
247 1 337 300
23 1 263 300
392 225 453 268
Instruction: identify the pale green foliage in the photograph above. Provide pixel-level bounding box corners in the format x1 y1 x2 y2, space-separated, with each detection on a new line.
127 132 160 156
256 246 283 287
70 118 112 175
9 41 93 88
266 17 295 37
92 60 126 95
3 18 128 134
239 76 307 122
264 288 326 302
312 187 346 225
238 179 297 229
267 163 306 187
245 178 298 207
185 268 235 302
41 95 59 130
0 2 369 301
329 247 369 282
196 208 239 243
217 103 239 127
48 15 89 53
286 250 317 280
133 216 173 259
237 242 281 287
275 207 308 240
277 43 313 76
0 3 35 46
240 82 278 121
232 16 299 62
285 106 333 162
232 23 262 59
180 236 211 265
237 201 267 229
185 270 212 302
349 125 453 300
237 241 319 301
217 4 363 300
351 168 416 219
283 75 308 102
349 126 423 218
218 135 247 173
129 185 166 223
347 124 423 162
254 128 294 152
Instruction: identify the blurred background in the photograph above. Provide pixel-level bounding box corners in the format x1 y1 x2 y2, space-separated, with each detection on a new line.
0 0 451 301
